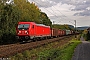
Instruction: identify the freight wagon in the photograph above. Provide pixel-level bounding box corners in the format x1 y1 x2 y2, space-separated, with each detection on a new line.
65 30 71 35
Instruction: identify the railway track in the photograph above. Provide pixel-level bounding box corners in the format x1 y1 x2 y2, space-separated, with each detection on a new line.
0 35 73 58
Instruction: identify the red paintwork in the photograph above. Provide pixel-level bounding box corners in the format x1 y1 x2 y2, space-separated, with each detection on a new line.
16 22 51 39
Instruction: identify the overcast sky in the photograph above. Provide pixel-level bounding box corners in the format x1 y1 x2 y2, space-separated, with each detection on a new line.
28 0 90 27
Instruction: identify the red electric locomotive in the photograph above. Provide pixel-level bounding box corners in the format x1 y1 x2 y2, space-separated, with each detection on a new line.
16 22 51 41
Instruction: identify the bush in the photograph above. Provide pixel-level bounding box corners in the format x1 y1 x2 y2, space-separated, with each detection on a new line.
14 53 24 60
1 32 17 45
22 50 31 59
38 49 61 60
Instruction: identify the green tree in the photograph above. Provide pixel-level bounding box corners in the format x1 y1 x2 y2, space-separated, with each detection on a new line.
40 12 52 26
14 0 41 23
52 24 74 30
0 1 20 44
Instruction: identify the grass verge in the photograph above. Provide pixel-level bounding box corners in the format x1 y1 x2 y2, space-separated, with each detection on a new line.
58 40 81 60
10 37 81 60
37 39 81 60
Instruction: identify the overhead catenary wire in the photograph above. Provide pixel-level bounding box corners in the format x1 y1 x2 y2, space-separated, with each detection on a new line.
32 0 75 25
45 1 74 21
47 1 76 25
51 4 75 24
33 0 62 22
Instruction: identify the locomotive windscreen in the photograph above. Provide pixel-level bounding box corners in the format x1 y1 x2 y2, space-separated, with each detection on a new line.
18 24 30 30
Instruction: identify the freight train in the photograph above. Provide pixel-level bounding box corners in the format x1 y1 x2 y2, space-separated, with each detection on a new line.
16 22 74 41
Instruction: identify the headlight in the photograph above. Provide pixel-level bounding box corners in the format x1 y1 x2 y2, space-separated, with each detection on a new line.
25 31 28 34
25 31 27 33
18 31 21 34
19 31 21 33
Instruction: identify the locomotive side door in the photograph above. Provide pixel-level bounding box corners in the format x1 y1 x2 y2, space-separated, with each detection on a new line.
30 25 36 39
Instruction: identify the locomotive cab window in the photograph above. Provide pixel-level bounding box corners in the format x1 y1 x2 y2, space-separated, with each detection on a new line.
18 24 30 30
